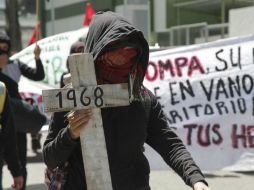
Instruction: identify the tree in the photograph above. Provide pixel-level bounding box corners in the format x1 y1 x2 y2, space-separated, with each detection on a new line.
5 0 22 51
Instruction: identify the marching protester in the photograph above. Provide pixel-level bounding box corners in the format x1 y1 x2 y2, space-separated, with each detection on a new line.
2 35 45 153
0 82 23 190
43 11 210 190
0 32 45 190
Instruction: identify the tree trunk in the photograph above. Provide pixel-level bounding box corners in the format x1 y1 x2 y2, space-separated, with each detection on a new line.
5 0 22 52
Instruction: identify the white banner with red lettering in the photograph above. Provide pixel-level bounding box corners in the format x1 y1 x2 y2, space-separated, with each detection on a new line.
144 35 254 171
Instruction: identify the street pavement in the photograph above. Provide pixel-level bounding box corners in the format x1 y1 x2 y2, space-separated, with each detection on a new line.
2 131 254 190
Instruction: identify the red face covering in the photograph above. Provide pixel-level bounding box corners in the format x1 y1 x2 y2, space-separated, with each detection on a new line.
96 46 138 84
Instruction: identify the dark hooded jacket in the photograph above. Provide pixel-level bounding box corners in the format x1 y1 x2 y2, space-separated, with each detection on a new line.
0 84 22 177
43 11 207 190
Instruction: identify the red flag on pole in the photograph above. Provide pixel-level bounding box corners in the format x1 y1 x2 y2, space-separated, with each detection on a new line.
83 3 95 26
28 22 40 45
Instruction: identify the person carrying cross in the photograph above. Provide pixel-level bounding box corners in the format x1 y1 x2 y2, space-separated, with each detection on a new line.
43 11 210 190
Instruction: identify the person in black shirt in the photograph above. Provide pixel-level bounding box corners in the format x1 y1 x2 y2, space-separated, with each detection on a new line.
0 32 45 190
43 12 210 190
0 81 23 190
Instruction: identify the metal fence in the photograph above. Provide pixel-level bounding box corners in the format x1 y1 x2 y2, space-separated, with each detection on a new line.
157 22 229 47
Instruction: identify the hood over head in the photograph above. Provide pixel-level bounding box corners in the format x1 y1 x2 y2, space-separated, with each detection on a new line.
84 11 149 87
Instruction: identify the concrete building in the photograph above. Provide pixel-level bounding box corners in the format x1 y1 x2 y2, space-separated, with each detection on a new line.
154 0 254 46
40 0 254 47
42 0 150 40
0 0 36 49
229 5 254 37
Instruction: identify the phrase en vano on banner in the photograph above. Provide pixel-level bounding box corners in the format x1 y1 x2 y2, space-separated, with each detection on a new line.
143 35 254 170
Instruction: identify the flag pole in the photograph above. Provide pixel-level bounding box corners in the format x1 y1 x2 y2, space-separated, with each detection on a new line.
35 0 40 44
50 0 55 35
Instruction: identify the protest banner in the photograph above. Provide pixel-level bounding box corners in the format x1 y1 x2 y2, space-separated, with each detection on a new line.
11 27 89 88
10 27 89 125
144 35 254 171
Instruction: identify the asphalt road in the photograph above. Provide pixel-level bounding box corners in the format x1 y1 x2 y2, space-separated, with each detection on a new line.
2 132 254 190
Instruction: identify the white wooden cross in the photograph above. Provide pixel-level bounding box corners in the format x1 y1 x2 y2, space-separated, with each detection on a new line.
42 53 131 190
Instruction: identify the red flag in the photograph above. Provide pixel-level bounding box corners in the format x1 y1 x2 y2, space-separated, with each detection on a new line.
83 3 95 26
28 22 40 45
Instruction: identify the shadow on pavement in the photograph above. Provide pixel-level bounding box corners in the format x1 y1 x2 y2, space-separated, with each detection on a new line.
235 171 254 175
5 183 46 190
27 152 43 163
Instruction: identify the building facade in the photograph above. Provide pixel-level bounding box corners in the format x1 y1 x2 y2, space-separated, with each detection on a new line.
41 0 254 47
156 0 254 47
0 0 36 49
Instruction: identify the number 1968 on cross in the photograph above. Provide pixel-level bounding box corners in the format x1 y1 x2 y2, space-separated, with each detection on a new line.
56 86 104 109
43 83 129 113
42 53 131 190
